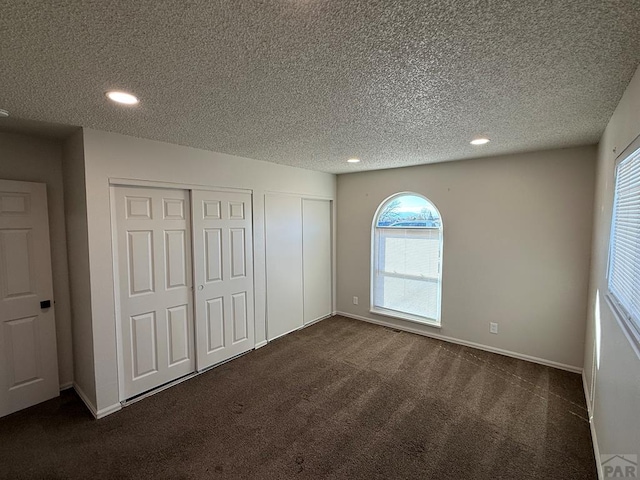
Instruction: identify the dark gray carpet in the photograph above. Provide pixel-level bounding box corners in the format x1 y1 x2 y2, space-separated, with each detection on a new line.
0 316 596 479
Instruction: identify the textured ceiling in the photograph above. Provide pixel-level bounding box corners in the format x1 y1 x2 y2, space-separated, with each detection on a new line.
1 1 639 174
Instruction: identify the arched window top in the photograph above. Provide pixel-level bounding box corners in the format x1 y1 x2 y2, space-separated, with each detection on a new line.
376 193 441 228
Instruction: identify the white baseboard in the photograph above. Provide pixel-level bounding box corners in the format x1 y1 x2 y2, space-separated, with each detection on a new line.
59 381 73 391
335 311 582 373
255 340 268 349
73 382 121 419
583 372 603 480
73 382 98 418
96 402 122 419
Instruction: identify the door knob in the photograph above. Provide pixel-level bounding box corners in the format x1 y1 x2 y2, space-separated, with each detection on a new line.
197 285 204 291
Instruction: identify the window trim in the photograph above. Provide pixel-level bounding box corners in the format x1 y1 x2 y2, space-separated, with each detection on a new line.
370 192 443 327
606 133 640 359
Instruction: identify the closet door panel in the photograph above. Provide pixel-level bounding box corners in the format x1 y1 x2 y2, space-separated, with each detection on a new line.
265 194 303 340
302 199 332 324
192 190 254 370
114 187 195 400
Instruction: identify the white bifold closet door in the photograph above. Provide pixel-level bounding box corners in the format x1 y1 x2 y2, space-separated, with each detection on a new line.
114 187 195 399
265 194 304 340
302 199 332 324
192 190 254 371
266 195 332 341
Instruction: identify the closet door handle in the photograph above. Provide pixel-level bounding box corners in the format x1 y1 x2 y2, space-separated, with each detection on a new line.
197 285 204 291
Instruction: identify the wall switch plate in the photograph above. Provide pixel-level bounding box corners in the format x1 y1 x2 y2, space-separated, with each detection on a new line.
490 322 498 334
353 296 359 305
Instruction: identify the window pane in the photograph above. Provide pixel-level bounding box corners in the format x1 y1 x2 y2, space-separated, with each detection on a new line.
374 275 439 320
377 229 440 278
376 195 441 228
608 145 640 348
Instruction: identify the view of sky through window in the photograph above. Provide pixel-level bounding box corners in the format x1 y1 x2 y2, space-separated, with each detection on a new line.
376 194 441 228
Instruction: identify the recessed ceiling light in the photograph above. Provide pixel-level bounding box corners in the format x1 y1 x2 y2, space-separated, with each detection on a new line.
347 158 361 163
106 91 139 105
470 137 490 145
0 109 9 118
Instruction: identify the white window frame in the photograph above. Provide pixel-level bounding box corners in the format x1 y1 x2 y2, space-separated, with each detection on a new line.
370 192 443 327
606 133 640 359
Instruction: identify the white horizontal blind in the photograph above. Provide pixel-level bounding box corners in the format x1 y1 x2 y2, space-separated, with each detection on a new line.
373 228 441 321
608 146 640 342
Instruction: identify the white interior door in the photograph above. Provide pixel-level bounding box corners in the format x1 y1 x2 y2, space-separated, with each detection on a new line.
192 190 255 371
113 186 195 399
0 179 59 418
265 194 303 340
303 199 332 324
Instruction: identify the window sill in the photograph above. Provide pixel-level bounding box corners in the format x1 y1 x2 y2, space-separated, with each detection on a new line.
605 293 640 361
370 307 441 329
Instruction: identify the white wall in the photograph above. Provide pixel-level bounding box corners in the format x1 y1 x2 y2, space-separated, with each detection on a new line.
337 146 596 370
79 129 336 412
584 64 640 462
0 132 74 388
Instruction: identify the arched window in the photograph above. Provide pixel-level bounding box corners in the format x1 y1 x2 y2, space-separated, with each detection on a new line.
371 193 443 326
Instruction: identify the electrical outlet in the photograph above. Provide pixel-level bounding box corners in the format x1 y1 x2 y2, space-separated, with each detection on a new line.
490 322 498 334
353 296 359 305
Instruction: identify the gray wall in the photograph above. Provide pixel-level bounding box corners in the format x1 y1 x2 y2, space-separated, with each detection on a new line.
584 64 640 465
337 146 596 369
61 130 96 407
0 132 74 387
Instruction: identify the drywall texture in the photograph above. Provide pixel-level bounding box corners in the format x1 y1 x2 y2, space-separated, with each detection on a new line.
80 129 336 412
1 2 640 173
0 132 73 387
584 64 640 460
337 146 596 369
61 130 96 408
